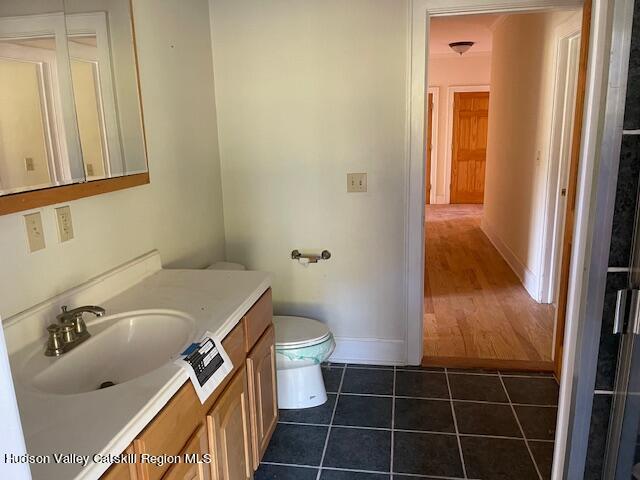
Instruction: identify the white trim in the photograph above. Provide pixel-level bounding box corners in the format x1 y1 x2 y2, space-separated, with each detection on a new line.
481 217 540 299
427 86 439 204
539 13 582 307
443 84 490 204
330 337 406 365
408 2 609 478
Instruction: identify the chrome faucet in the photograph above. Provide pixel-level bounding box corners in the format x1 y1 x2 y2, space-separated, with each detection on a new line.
45 305 105 356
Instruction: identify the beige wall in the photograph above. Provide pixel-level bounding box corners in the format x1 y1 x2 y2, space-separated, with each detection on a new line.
0 59 52 191
0 0 226 320
210 0 409 355
427 54 492 202
482 10 581 299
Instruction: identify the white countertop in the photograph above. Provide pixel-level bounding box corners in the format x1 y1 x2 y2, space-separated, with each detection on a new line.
8 267 270 480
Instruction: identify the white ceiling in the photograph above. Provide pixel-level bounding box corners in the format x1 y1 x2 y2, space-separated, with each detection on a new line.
429 14 502 57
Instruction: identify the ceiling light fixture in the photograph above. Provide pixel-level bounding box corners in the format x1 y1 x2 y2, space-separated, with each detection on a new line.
449 41 475 56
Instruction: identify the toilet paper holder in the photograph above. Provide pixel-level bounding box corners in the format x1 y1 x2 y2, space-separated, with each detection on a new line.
291 249 331 263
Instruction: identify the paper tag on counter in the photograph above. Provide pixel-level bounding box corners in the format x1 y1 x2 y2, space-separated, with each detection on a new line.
174 331 233 404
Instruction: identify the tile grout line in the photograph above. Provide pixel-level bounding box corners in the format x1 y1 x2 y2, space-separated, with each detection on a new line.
391 365 396 479
262 461 475 480
445 367 468 479
276 420 555 442
328 365 556 379
331 391 557 407
497 372 544 480
315 365 346 480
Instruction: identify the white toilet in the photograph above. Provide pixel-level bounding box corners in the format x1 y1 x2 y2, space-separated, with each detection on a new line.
207 262 335 409
273 315 335 409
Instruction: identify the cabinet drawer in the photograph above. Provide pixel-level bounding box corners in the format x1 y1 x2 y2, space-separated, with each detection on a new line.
243 289 272 352
133 322 246 480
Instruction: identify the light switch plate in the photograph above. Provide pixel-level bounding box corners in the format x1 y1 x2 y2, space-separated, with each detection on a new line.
347 173 367 193
24 212 46 252
55 206 74 242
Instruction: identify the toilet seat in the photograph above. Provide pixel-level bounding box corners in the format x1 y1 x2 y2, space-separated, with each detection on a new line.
274 316 331 350
273 315 335 409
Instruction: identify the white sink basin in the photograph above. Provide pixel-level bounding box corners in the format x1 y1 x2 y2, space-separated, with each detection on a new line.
31 310 196 395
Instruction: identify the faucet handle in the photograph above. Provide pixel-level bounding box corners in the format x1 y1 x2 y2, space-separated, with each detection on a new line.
60 322 77 344
45 324 64 357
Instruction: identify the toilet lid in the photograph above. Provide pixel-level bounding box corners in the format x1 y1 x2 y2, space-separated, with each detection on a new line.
273 316 332 349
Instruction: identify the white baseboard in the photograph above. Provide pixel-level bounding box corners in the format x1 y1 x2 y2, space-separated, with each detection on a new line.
480 218 541 302
330 337 406 365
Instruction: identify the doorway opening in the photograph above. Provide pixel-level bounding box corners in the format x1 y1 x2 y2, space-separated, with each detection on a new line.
422 10 584 373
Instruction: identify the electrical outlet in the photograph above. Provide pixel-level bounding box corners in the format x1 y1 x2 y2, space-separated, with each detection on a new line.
55 206 74 242
86 163 94 176
25 157 35 172
24 212 45 252
347 173 367 193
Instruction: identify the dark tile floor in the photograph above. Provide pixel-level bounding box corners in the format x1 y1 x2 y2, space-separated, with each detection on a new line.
256 364 559 480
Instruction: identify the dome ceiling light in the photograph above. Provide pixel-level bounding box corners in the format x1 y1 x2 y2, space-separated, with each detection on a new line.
449 41 475 55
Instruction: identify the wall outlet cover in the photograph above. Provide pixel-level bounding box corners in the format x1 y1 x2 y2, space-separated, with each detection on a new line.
55 206 74 242
24 212 46 252
24 157 35 172
347 173 367 193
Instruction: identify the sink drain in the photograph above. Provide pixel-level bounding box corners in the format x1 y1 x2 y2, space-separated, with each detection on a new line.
98 381 117 390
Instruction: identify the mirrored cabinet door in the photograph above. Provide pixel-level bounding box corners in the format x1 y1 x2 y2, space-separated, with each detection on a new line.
0 0 147 200
64 0 147 180
0 0 85 196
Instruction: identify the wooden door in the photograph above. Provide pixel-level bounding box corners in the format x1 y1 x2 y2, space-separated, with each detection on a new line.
425 92 434 204
554 0 592 378
247 326 278 470
207 369 252 480
164 425 211 480
450 91 489 204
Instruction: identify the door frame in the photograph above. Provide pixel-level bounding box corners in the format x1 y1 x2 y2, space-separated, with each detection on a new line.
539 14 582 306
426 86 439 204
444 85 490 204
406 0 618 478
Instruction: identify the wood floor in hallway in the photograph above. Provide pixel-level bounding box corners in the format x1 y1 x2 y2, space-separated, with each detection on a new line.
423 204 555 369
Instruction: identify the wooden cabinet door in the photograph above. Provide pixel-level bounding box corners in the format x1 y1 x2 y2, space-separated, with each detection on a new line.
163 425 211 480
247 325 278 470
102 446 137 480
450 91 489 204
207 369 252 480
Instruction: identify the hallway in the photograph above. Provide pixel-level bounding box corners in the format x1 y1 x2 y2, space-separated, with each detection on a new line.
423 205 555 369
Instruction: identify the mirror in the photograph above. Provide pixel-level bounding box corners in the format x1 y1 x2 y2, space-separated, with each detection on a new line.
0 0 84 195
64 0 147 179
0 0 147 198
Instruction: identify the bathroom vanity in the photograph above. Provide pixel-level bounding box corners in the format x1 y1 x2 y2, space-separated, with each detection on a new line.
104 289 277 480
4 251 277 480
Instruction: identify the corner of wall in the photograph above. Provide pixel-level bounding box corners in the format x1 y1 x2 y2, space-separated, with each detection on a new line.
481 216 541 302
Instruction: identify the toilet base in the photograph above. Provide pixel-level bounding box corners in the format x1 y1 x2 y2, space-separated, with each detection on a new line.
277 363 327 409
